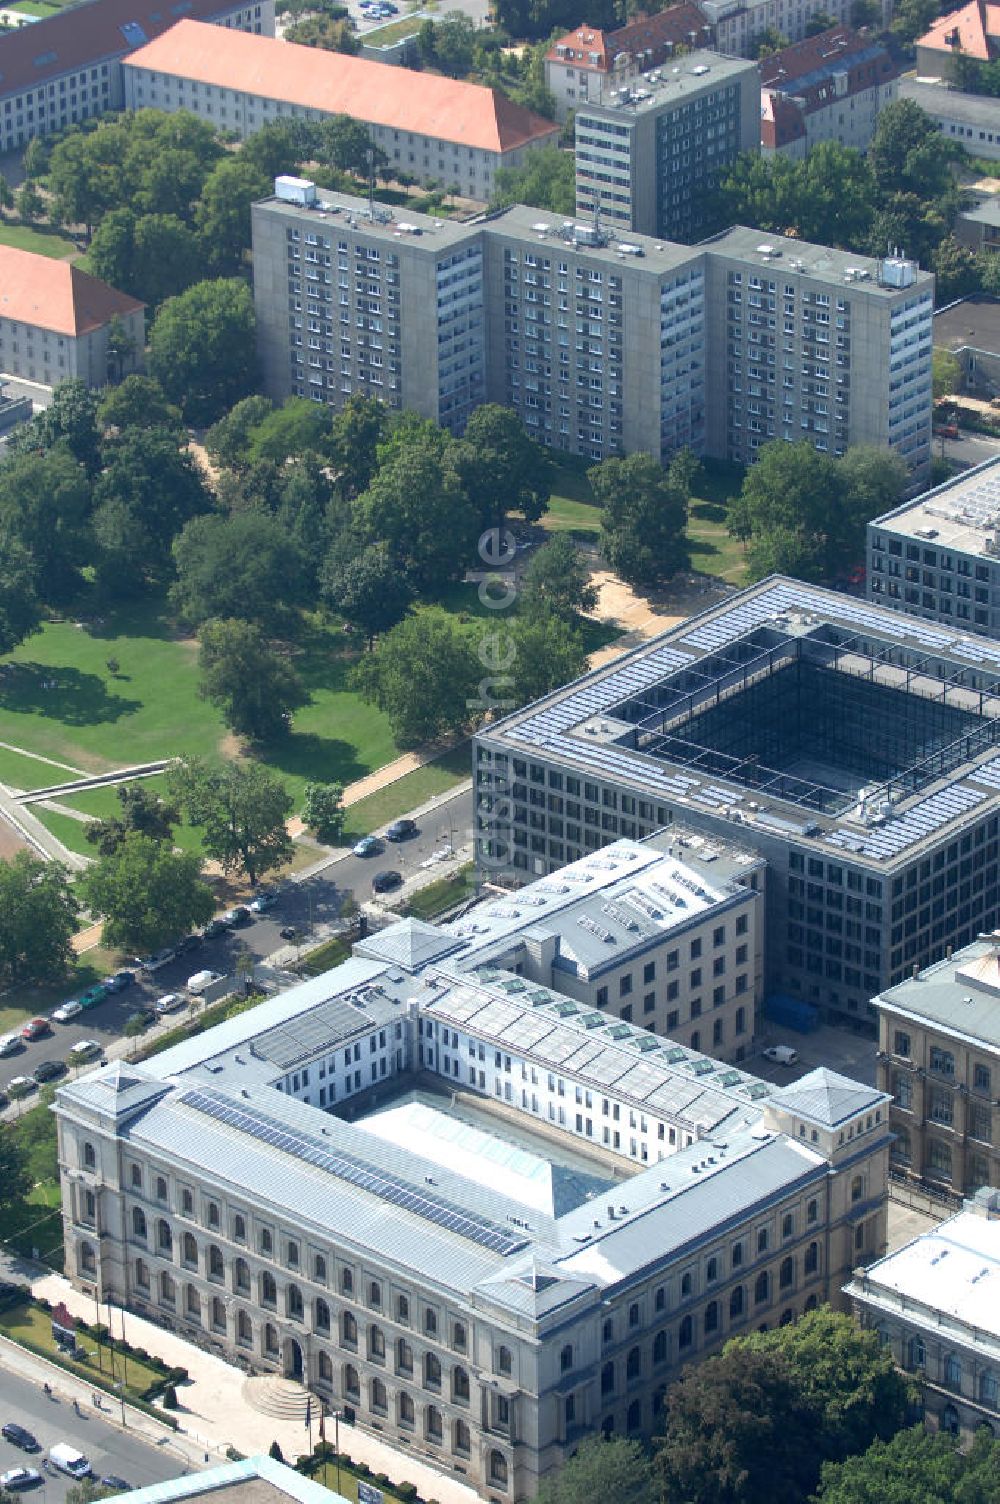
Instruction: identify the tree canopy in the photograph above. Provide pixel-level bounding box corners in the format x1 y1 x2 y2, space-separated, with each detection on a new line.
0 853 80 988
535 1437 655 1504
85 782 179 857
81 833 214 951
148 278 257 424
169 757 294 884
815 1424 1000 1504
171 511 307 630
521 534 598 622
591 450 692 586
351 607 481 745
198 617 308 743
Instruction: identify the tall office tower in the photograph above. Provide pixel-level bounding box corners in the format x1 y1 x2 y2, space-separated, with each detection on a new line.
574 51 760 242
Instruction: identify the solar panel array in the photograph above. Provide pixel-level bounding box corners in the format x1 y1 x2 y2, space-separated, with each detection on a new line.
823 783 986 860
969 754 1000 791
183 1089 528 1256
255 994 392 1070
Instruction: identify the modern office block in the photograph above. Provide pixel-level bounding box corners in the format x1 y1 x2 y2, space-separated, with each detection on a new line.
253 187 933 473
0 0 272 153
123 21 558 199
868 456 1000 637
702 229 933 472
873 934 1000 1198
846 1191 1000 1440
574 51 760 242
54 840 889 1501
473 576 1000 1024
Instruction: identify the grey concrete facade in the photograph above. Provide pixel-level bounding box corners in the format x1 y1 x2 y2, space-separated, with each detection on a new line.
252 189 933 473
573 51 760 242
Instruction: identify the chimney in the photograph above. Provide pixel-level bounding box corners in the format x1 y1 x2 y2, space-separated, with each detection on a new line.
912 962 920 979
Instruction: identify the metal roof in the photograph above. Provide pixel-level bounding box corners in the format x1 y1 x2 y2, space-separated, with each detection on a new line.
766 1068 888 1128
102 1454 349 1503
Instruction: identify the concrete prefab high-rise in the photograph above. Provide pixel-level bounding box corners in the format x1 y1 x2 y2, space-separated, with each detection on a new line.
574 50 760 241
251 187 933 474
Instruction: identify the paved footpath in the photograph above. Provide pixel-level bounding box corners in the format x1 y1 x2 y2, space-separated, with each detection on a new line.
21 1272 481 1504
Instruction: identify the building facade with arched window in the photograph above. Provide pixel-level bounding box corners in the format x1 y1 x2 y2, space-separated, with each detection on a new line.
847 1194 1000 1442
55 880 891 1503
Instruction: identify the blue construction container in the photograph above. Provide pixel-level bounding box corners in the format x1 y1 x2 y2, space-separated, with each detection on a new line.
764 993 820 1033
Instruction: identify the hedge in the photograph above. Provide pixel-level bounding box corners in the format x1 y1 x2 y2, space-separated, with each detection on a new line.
2 1330 178 1429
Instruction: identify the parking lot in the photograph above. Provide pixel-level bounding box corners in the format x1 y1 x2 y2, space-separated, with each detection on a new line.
751 1019 878 1090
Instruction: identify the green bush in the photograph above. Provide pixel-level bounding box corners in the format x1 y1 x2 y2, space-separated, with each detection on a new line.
375 1474 392 1488
226 1446 246 1462
397 1484 418 1500
162 1384 179 1409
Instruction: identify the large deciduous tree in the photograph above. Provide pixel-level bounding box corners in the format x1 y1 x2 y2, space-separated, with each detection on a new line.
198 618 308 744
0 533 41 655
85 782 179 857
0 445 93 605
81 833 214 952
520 534 597 622
356 424 479 592
591 451 690 586
0 853 80 988
171 511 307 630
351 607 480 746
535 1437 655 1504
456 404 551 531
169 757 294 885
321 541 413 648
148 279 257 424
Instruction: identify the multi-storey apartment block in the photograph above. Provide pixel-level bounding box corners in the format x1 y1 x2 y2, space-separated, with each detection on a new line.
703 228 933 471
873 934 1000 1199
252 187 933 472
0 245 144 388
122 21 558 199
698 0 876 56
253 182 486 432
54 843 890 1501
544 6 715 120
474 577 1000 1025
574 50 760 242
846 1191 1000 1440
0 0 273 153
759 27 899 158
868 457 1000 638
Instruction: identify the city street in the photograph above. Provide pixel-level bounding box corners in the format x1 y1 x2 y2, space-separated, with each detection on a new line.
0 784 473 1099
0 1366 194 1500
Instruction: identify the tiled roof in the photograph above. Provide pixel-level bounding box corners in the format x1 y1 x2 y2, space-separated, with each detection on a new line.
546 4 710 72
759 25 896 96
0 0 244 98
125 20 559 152
917 0 1000 60
0 246 144 336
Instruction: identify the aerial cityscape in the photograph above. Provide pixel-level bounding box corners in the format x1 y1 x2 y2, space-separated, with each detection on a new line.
0 0 998 1498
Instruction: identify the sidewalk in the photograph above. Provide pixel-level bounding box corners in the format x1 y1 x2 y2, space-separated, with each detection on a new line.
27 1273 481 1504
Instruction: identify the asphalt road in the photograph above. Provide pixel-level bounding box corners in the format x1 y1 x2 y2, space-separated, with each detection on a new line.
0 1368 194 1500
0 785 473 1099
935 428 1000 471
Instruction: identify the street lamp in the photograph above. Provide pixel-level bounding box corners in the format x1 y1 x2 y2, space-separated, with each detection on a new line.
332 1407 342 1496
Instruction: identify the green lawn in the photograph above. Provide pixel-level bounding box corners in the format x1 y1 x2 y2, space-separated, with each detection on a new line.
312 1456 413 1504
0 1187 64 1269
363 15 421 45
32 806 96 857
51 776 207 855
343 743 471 838
0 952 117 1035
0 220 76 257
404 863 477 920
0 744 83 790
296 936 353 978
0 597 400 808
0 1301 166 1397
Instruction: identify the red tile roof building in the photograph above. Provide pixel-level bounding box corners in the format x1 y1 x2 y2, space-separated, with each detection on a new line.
0 246 145 387
759 26 899 157
916 0 1000 77
544 5 713 118
0 0 273 153
123 21 560 198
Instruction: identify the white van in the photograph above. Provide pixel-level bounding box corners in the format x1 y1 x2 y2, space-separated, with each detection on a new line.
762 1044 799 1066
49 1443 92 1478
187 969 221 996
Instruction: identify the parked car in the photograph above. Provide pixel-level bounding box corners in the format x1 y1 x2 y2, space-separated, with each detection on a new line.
0 1466 42 1490
279 926 299 941
104 969 136 993
20 1018 50 1041
203 917 229 939
762 1045 798 1066
5 1076 36 1098
248 888 279 913
352 835 382 857
372 869 402 894
135 947 177 972
0 1035 24 1057
32 1060 65 1085
101 1480 131 1494
225 906 252 927
78 984 109 1011
176 933 203 955
50 1001 83 1024
385 818 417 842
68 1040 102 1063
154 993 185 1016
1 1423 39 1452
